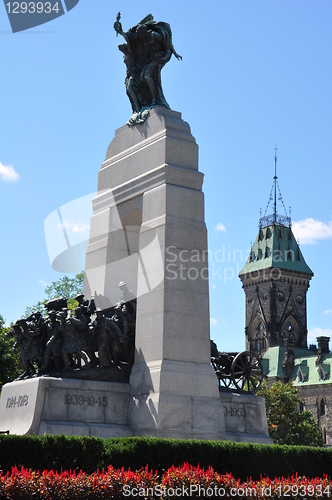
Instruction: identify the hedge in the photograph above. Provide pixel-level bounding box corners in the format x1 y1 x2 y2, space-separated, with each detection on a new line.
0 435 331 480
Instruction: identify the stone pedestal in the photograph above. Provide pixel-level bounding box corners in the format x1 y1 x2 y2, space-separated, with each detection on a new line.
83 107 225 439
0 377 271 443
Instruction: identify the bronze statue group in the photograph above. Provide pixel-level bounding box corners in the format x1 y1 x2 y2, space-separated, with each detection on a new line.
7 285 136 381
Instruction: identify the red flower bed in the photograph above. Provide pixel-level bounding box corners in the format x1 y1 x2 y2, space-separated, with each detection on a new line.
0 463 331 499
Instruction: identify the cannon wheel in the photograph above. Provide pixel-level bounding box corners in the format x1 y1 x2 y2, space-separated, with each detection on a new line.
219 372 232 388
211 359 232 388
231 351 264 392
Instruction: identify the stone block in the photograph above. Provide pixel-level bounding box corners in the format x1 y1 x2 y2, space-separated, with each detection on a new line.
39 421 90 436
0 377 133 438
220 391 272 443
0 378 50 435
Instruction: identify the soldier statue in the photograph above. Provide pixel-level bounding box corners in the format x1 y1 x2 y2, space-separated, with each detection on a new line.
114 13 181 124
90 309 123 366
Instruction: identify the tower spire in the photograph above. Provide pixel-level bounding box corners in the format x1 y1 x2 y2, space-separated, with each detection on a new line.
274 145 278 223
259 146 291 229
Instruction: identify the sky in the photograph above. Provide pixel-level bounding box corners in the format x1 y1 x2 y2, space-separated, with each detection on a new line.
1 0 332 352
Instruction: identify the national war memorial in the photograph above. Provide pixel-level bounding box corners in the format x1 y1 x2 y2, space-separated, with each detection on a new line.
0 14 271 444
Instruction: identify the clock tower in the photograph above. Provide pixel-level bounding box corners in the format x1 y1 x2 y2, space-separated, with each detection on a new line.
238 150 313 356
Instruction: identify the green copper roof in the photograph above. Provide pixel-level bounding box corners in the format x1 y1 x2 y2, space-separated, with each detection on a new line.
290 353 332 386
261 346 286 378
262 346 332 386
239 223 313 277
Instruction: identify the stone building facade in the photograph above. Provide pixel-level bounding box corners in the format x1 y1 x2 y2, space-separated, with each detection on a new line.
258 340 332 446
238 166 332 445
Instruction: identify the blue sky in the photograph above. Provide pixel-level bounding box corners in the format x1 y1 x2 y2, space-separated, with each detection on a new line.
1 0 332 352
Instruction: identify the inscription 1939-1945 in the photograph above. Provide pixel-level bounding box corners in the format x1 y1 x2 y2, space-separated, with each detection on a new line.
224 407 247 417
64 394 108 407
6 395 29 409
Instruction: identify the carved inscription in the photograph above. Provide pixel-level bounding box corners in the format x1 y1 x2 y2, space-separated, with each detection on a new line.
224 407 247 417
6 395 29 409
64 394 108 407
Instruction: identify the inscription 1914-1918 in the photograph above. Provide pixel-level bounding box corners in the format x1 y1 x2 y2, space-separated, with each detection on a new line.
64 394 108 407
6 395 29 409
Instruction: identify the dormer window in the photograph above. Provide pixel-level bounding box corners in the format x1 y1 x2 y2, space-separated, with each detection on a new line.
318 365 326 381
297 367 304 383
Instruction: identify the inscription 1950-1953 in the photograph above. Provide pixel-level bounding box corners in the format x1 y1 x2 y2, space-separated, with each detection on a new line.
64 394 108 407
6 395 29 409
224 407 247 417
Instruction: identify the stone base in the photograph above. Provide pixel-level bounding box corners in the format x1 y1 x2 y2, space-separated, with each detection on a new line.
0 377 272 443
0 377 133 437
221 390 273 444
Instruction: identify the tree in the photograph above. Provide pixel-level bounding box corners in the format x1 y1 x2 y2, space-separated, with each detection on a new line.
0 315 21 387
257 380 323 446
24 271 84 317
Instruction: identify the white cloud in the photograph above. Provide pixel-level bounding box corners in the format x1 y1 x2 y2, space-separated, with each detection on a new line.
57 219 72 231
0 162 20 183
72 222 89 234
324 310 332 316
292 218 332 245
307 327 332 345
57 219 89 234
38 279 49 287
210 318 218 326
216 223 226 232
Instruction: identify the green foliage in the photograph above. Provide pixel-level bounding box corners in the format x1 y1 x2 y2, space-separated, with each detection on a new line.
0 315 21 388
24 271 84 317
257 380 323 446
0 435 331 480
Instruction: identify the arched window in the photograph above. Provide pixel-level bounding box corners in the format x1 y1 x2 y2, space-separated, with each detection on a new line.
285 321 292 331
253 321 267 351
281 318 298 343
320 398 326 416
299 400 304 414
